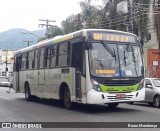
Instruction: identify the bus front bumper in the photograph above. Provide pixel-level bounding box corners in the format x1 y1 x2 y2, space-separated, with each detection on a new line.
86 88 145 104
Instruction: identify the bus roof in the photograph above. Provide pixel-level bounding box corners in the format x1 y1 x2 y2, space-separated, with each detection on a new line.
14 29 137 55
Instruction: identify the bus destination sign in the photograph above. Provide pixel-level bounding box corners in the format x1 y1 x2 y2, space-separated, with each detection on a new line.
93 33 136 43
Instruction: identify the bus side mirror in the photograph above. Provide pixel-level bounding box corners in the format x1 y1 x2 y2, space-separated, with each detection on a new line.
85 42 91 50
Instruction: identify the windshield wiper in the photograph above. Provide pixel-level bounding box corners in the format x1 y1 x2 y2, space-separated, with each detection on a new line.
101 41 116 57
124 50 127 66
96 58 104 69
92 58 104 69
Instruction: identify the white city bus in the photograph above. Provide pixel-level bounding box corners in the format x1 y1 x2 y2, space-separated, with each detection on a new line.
13 29 145 109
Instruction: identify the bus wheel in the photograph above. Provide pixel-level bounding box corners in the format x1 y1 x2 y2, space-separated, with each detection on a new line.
153 96 160 108
63 88 73 109
107 103 119 109
25 84 32 101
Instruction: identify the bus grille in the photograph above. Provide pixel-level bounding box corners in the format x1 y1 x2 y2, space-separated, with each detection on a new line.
107 94 134 101
104 80 138 86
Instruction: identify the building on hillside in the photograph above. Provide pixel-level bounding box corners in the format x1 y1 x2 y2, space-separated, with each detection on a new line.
0 50 15 78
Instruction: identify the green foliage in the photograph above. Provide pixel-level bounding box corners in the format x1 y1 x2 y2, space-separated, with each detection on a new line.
61 15 76 34
49 26 63 38
79 1 101 28
153 0 160 49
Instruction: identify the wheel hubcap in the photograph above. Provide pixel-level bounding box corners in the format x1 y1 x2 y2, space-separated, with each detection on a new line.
25 89 28 99
155 97 160 107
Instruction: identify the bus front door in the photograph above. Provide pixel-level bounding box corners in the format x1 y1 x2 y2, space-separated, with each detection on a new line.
72 43 84 100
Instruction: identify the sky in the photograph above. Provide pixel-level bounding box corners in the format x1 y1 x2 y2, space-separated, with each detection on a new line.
0 0 86 32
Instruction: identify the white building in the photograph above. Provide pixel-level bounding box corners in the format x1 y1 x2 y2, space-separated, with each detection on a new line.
0 50 14 78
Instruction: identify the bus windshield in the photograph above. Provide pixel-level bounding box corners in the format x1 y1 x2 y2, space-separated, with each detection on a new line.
89 41 144 77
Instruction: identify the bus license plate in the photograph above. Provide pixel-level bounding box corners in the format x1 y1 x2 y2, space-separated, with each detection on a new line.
116 94 126 98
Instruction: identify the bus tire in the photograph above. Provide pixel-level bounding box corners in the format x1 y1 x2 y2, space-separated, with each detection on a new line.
63 87 73 109
107 103 119 109
25 83 32 101
153 95 160 108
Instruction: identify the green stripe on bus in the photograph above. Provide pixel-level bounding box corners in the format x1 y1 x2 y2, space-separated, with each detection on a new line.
100 83 139 92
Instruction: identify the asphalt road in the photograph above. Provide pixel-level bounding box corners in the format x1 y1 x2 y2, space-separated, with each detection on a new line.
0 86 159 131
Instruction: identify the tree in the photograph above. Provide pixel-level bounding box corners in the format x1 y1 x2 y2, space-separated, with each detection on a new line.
61 15 76 34
79 0 100 28
134 0 150 38
49 26 63 38
153 0 160 49
37 26 63 41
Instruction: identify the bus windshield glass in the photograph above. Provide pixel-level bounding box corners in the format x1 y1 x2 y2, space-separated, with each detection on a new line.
89 41 144 77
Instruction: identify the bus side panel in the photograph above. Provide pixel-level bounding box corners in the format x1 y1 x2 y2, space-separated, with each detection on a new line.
19 71 26 93
26 70 39 96
35 69 43 98
13 72 18 92
43 68 60 99
42 68 76 100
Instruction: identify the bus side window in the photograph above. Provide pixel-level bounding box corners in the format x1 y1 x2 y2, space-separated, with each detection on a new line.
34 50 38 69
26 53 29 69
50 45 57 67
28 51 35 69
39 49 44 69
58 43 69 67
71 42 85 76
21 53 27 70
45 46 52 68
15 56 21 71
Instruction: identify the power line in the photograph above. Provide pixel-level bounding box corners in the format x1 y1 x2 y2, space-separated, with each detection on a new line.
23 40 33 47
39 19 56 39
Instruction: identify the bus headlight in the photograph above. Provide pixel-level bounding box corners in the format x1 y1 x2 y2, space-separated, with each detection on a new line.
91 79 102 92
137 79 144 90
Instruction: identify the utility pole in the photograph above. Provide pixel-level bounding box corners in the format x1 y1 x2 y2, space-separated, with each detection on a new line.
39 19 56 39
128 0 133 33
74 14 82 31
5 50 8 77
23 40 33 47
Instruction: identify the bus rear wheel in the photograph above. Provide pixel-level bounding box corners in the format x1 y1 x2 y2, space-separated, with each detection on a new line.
107 103 119 109
25 84 32 101
63 88 73 109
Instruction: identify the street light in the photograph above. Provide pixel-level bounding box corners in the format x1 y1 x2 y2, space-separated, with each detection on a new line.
21 31 41 39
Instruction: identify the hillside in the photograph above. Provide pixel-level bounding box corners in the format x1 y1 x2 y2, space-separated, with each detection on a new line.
0 28 45 50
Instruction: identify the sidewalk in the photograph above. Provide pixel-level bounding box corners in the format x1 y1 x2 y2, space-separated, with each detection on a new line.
0 86 15 93
0 86 24 100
